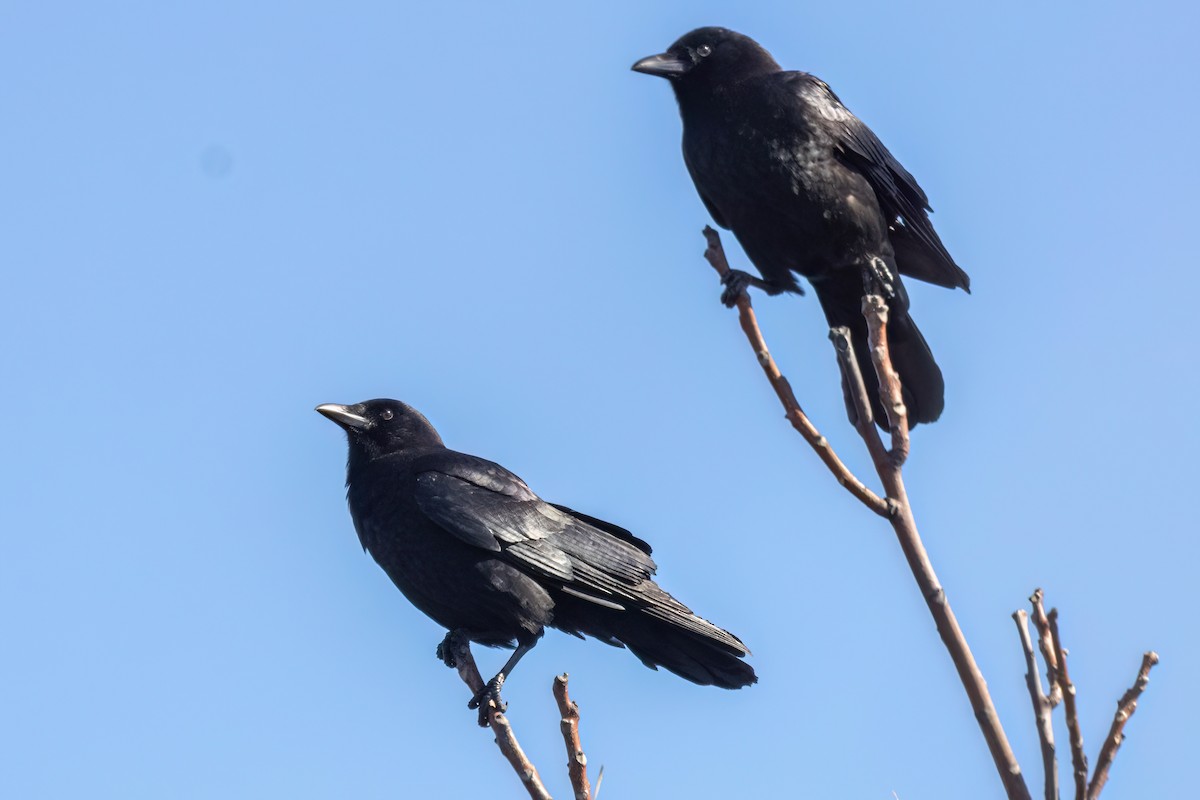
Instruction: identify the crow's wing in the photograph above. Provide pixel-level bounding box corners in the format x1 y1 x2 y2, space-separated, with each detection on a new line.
785 72 970 291
549 503 653 555
412 451 749 656
411 454 658 600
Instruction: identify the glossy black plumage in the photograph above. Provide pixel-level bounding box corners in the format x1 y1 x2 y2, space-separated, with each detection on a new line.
317 399 756 709
634 27 969 426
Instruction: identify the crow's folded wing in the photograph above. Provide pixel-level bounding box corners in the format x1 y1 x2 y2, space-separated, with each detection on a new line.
786 72 970 291
412 455 658 598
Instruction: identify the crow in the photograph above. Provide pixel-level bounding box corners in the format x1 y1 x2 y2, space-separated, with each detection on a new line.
317 399 755 724
633 27 969 427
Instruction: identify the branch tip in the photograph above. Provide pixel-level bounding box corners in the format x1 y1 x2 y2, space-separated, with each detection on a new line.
1047 609 1088 800
554 672 592 800
1013 609 1058 800
1087 651 1160 799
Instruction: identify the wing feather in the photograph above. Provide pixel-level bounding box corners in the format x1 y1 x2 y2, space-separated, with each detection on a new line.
412 456 657 594
787 72 970 291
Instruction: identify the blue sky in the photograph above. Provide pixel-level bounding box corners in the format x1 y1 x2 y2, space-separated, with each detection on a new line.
2 2 1196 797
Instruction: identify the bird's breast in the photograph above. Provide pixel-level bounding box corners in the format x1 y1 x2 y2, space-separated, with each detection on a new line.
685 120 885 276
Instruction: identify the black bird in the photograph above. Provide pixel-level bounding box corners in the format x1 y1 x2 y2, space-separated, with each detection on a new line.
317 399 755 724
633 28 969 427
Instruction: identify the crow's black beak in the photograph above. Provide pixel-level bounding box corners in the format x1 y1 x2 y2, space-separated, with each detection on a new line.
316 403 371 431
631 52 692 79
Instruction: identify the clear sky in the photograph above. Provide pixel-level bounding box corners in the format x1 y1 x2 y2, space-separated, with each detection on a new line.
2 2 1196 798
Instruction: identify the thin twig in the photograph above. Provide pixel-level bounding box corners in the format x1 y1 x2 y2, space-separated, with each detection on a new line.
699 228 1030 800
1047 609 1087 800
861 295 910 464
829 321 898 517
553 674 591 800
1030 589 1063 707
701 227 890 517
448 636 552 800
829 327 892 471
1087 651 1159 799
1013 610 1058 800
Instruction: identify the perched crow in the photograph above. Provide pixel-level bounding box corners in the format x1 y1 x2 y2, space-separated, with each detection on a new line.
317 399 755 723
633 27 969 427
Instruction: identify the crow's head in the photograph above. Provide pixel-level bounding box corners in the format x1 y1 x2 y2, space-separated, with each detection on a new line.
632 28 780 88
317 399 443 460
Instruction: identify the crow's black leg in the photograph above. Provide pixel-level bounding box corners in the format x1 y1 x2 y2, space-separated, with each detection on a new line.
467 641 536 727
862 257 896 299
719 269 796 307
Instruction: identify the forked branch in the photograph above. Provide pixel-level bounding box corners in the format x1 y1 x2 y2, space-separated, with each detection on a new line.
699 229 1160 798
701 226 890 517
1018 592 1159 799
701 228 1030 800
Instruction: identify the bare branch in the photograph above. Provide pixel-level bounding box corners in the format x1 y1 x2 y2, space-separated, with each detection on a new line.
1013 609 1058 800
842 300 1031 800
1087 651 1160 799
1047 609 1087 800
447 636 552 800
701 227 890 517
1030 589 1063 707
699 229 1029 800
554 674 592 800
829 326 892 472
861 294 910 464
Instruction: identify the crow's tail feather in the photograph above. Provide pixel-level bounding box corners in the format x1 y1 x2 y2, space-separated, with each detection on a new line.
554 586 756 689
616 618 758 689
812 273 944 428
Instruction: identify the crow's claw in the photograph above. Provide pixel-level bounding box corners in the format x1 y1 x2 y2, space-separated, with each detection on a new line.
864 257 896 299
436 629 469 669
720 269 755 307
468 674 507 727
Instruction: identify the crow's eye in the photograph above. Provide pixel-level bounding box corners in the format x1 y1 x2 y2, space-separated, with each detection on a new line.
696 44 713 57
380 409 394 421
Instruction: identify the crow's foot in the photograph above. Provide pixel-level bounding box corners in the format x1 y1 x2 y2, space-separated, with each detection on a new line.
720 269 758 307
863 257 896 299
436 629 470 669
720 269 797 306
468 673 508 727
